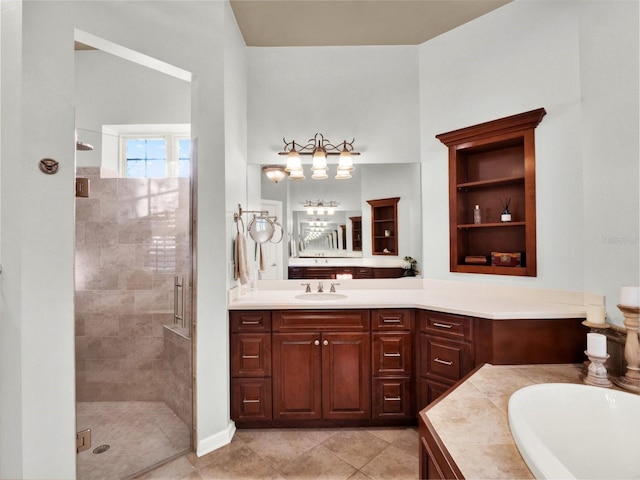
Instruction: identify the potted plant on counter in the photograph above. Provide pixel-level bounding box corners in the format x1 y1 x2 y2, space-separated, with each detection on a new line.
403 256 419 277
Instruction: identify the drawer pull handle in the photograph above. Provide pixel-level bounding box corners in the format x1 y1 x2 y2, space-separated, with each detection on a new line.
242 355 259 359
241 320 260 325
384 396 401 401
314 340 320 346
383 353 401 357
433 322 453 329
434 358 454 366
242 399 260 403
383 318 401 323
323 340 329 346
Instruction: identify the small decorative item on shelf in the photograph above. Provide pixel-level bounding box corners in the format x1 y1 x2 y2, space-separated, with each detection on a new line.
491 252 523 267
473 204 481 224
501 198 512 222
403 256 419 277
465 255 488 265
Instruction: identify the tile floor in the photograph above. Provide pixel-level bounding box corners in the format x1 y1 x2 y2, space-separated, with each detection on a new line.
135 426 419 480
76 402 191 480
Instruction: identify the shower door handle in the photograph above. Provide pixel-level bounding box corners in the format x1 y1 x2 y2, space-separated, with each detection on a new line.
174 276 186 328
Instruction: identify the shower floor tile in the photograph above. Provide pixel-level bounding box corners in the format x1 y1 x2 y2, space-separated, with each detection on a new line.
76 401 190 480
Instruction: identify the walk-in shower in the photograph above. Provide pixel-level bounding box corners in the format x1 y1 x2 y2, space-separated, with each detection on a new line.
74 169 194 479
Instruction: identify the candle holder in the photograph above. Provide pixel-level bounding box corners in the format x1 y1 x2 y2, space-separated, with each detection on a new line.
613 305 640 393
582 351 612 387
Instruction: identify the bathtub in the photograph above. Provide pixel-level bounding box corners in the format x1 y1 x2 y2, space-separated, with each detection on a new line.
508 383 640 480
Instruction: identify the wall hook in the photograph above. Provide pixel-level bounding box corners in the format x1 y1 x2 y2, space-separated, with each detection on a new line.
39 158 59 175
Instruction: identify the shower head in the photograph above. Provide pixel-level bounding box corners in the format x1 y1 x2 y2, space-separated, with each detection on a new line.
76 141 94 151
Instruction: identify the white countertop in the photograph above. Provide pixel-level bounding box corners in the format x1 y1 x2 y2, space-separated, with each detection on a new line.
228 279 595 320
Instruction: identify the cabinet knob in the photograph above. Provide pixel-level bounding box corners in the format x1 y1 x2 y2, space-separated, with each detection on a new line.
314 340 320 346
323 340 329 346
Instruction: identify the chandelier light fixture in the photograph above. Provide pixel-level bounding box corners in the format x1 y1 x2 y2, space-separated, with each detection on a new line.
303 200 338 215
279 133 359 180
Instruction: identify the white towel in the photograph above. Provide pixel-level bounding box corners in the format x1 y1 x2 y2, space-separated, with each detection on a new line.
235 231 250 285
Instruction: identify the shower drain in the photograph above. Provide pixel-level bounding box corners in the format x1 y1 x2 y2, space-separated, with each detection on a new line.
92 445 110 454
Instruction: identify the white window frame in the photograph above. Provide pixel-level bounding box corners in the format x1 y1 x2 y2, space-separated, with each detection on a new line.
103 124 190 178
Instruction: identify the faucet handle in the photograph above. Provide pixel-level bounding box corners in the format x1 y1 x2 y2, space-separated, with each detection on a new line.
301 283 311 293
330 282 340 293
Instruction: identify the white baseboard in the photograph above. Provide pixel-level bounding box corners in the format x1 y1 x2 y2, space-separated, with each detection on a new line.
196 420 236 457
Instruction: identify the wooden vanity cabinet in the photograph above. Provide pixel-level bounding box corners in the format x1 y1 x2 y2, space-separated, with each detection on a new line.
272 310 371 421
371 309 414 419
417 311 474 409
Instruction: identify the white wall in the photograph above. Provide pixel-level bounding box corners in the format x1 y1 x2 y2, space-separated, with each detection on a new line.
0 1 244 477
247 45 420 166
419 0 638 326
74 50 191 170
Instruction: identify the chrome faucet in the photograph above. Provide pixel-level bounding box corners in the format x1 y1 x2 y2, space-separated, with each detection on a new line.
317 282 324 293
330 282 340 293
301 283 311 293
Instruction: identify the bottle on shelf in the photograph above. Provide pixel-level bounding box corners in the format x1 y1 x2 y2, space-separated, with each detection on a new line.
473 204 481 224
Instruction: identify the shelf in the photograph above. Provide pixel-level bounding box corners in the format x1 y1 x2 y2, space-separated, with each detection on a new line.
367 197 400 256
458 222 525 229
455 265 529 276
438 108 545 277
457 175 524 190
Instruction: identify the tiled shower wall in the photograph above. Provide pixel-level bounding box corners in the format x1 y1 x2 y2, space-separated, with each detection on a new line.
75 168 192 413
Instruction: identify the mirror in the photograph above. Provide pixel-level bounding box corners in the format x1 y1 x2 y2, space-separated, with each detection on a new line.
261 162 422 265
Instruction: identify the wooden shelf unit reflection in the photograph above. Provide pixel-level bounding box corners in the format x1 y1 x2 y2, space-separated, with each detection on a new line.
437 108 546 277
350 216 362 252
367 197 400 256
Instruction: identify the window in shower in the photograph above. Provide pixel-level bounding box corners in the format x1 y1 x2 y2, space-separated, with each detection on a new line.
123 134 190 178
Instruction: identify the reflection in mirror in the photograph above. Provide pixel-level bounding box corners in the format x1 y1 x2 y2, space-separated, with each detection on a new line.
292 210 363 258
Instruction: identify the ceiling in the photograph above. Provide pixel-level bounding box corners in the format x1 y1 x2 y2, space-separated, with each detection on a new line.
229 0 511 47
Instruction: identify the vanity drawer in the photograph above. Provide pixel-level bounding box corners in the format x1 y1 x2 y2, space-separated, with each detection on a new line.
372 332 412 375
421 335 472 382
273 310 370 332
231 378 272 421
419 311 472 341
372 309 413 331
372 377 412 419
230 333 271 377
230 311 271 333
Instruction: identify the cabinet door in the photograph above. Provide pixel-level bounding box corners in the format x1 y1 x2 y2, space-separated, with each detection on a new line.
417 377 453 410
322 332 371 420
272 333 322 420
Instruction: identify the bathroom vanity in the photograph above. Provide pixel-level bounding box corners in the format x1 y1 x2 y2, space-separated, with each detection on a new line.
228 280 589 429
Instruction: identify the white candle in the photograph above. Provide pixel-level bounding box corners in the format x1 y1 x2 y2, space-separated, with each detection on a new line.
587 332 607 357
619 286 640 307
586 304 606 324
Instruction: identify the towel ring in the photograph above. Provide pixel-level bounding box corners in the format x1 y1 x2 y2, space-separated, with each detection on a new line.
235 214 245 234
269 221 283 244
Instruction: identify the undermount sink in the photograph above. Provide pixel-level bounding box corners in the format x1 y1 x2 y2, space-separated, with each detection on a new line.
508 383 640 479
294 293 348 301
